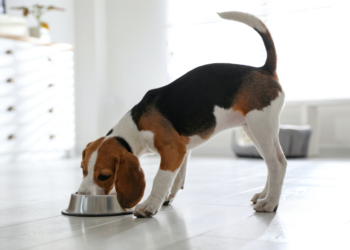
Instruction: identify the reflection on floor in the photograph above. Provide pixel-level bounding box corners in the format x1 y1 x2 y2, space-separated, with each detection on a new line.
0 156 350 250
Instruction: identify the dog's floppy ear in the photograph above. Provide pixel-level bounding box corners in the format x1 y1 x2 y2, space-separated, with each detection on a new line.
82 142 93 159
115 152 145 208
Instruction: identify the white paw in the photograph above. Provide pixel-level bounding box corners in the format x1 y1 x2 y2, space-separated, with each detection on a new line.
253 198 278 212
251 191 266 204
133 197 162 218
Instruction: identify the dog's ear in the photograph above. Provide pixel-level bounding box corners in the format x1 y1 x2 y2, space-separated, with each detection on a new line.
82 142 93 159
115 152 145 208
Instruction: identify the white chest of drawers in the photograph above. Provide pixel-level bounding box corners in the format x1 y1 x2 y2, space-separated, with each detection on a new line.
0 35 75 163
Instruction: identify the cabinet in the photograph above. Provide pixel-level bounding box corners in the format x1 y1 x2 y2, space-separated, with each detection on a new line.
0 35 75 163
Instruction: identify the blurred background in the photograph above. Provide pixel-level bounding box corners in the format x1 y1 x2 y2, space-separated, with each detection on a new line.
1 0 350 163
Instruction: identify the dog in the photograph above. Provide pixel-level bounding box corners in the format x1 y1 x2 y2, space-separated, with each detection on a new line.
78 11 287 218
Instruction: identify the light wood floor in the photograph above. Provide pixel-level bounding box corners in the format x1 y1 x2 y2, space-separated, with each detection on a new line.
1 156 350 250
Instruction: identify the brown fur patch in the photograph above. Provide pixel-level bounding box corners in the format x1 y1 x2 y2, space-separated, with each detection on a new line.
93 137 146 208
81 137 104 176
137 107 187 172
232 71 282 116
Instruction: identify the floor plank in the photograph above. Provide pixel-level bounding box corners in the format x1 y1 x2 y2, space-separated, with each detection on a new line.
0 156 349 250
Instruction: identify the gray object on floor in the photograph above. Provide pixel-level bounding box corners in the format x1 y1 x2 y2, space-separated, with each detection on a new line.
232 125 312 158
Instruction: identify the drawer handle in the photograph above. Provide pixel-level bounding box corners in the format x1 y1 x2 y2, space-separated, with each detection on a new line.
50 135 56 139
6 78 14 83
8 134 16 140
7 106 15 112
48 83 54 87
49 108 54 113
5 50 13 55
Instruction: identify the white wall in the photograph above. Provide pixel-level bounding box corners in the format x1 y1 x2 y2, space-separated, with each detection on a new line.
5 0 74 44
74 0 168 153
73 0 350 157
104 0 168 129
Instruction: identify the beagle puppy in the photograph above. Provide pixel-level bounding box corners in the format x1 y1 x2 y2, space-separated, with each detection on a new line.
78 11 287 218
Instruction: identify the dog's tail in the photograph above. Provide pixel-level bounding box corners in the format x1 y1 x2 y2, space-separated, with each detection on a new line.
217 11 277 74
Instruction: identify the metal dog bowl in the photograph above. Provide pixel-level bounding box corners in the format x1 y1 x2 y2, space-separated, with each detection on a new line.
62 193 133 217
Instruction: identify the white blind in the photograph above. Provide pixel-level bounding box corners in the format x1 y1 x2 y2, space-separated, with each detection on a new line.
166 0 350 101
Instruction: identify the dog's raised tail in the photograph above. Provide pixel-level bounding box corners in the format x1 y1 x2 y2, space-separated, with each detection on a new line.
218 11 277 74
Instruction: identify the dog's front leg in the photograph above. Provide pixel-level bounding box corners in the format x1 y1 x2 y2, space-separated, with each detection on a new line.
163 150 191 205
134 144 187 218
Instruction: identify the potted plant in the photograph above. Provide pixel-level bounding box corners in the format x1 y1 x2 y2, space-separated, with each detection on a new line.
12 4 64 41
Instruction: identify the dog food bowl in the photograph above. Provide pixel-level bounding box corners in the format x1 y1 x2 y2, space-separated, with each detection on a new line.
62 193 133 217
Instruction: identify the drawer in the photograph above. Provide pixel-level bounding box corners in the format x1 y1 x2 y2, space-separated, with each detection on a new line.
0 125 17 154
0 151 68 163
13 40 37 50
17 104 55 125
11 60 73 90
0 67 16 96
0 109 17 125
0 96 17 110
0 126 54 153
13 45 55 62
13 68 58 89
16 78 56 99
0 38 15 49
42 130 75 151
0 51 15 67
0 95 17 126
49 50 74 64
0 66 15 83
0 38 15 67
15 56 51 75
16 81 74 113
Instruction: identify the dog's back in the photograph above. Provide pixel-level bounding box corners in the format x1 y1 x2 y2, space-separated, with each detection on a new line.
132 11 282 141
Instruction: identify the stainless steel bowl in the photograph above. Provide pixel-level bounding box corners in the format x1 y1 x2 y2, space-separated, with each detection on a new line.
62 193 133 217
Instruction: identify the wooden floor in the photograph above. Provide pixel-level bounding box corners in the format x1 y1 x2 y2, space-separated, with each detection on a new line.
1 156 350 250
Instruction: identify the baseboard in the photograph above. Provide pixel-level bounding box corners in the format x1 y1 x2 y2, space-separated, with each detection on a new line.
191 145 350 158
319 145 350 158
191 146 236 158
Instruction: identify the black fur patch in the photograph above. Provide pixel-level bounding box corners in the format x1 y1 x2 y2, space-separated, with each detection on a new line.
115 136 133 154
131 63 277 136
106 129 113 136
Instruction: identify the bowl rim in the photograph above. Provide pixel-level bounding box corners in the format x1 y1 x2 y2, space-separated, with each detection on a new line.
61 192 134 217
72 193 118 197
61 209 133 217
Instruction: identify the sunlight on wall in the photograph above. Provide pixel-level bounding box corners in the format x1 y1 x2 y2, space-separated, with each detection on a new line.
166 0 350 102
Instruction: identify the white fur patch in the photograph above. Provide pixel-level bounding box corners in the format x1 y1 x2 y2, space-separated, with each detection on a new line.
139 130 157 154
217 11 267 33
187 106 245 149
78 150 104 195
134 169 178 217
107 111 155 156
244 91 287 212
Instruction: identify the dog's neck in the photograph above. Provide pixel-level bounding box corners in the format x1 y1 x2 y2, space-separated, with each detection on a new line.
109 111 146 157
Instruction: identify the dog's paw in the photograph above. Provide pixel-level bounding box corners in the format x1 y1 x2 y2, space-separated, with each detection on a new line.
162 194 175 206
133 198 161 218
251 191 267 204
253 198 278 212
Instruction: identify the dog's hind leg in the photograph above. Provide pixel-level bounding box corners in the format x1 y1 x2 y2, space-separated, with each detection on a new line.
163 150 191 206
244 94 287 212
243 126 269 204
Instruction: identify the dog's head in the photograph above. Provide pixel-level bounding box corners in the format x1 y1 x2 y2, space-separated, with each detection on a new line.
77 137 145 208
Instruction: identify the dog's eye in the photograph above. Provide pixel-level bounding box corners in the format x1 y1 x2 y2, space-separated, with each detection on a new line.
81 167 86 175
98 174 111 181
